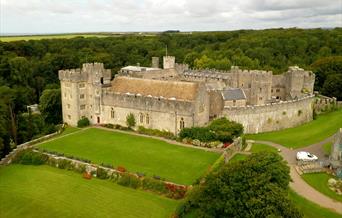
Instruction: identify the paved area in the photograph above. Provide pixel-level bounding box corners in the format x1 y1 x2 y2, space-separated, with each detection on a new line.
254 138 342 214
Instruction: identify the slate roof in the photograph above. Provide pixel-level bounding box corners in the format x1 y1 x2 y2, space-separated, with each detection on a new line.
111 77 199 101
221 88 246 101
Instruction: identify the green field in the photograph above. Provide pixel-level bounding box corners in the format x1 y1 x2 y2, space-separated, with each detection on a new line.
302 173 342 202
323 142 333 155
0 34 108 42
229 153 248 162
289 190 341 218
0 165 178 218
250 143 278 153
247 109 342 148
38 128 220 185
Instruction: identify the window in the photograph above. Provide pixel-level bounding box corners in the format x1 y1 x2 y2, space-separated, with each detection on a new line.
180 117 185 129
70 94 72 99
248 84 251 88
276 89 280 93
111 108 115 119
79 83 85 88
233 100 236 106
67 104 70 109
259 88 262 92
64 93 67 98
100 77 104 84
80 105 86 110
140 113 144 123
271 89 273 93
67 115 71 120
80 94 85 99
259 97 263 100
146 114 149 124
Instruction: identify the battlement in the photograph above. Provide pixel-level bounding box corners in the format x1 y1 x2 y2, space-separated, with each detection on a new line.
59 62 111 83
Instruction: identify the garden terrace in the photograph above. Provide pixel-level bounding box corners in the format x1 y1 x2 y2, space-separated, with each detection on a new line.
0 165 178 218
37 128 220 185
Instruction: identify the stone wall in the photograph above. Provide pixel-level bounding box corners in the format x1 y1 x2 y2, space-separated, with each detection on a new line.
221 95 314 134
101 92 197 134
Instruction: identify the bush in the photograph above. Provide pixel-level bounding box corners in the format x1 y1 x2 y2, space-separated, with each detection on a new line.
117 173 141 189
13 149 48 165
77 117 90 128
179 117 243 144
96 167 109 179
117 166 126 172
126 113 136 128
57 159 73 170
142 177 168 194
137 126 175 139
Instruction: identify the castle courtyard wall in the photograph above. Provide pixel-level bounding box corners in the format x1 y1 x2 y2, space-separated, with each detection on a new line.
221 95 314 134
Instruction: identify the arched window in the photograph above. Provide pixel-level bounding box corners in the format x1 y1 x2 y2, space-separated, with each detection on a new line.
146 114 149 124
140 113 144 123
180 117 185 129
111 108 115 119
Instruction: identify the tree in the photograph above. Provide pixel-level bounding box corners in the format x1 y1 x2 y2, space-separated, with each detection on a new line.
179 152 302 218
126 113 136 128
39 88 62 124
322 74 342 100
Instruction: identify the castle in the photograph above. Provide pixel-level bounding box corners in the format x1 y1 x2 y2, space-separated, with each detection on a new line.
59 56 315 134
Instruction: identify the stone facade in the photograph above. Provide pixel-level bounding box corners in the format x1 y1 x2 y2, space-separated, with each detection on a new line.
59 56 315 134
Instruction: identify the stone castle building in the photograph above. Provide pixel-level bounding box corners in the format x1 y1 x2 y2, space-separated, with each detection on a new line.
59 56 315 134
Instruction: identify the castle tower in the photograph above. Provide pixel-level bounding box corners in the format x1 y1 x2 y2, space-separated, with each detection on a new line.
285 66 315 99
163 56 175 69
151 57 159 68
58 63 111 126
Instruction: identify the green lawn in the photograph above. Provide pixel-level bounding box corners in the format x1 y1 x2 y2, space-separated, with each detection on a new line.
60 126 81 136
229 153 248 163
0 165 178 218
250 143 278 153
246 109 342 148
0 34 108 42
38 128 220 185
289 190 341 218
301 173 342 202
323 142 333 156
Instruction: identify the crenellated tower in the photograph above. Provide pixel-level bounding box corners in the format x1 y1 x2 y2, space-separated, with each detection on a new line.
58 63 111 126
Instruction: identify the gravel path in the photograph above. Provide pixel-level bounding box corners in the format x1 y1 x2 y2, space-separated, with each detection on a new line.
254 138 342 214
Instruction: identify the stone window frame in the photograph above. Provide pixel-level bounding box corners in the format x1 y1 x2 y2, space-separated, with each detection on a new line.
180 117 185 129
80 105 86 110
146 113 150 124
80 94 85 99
67 104 71 109
140 113 144 123
111 107 115 119
79 83 85 88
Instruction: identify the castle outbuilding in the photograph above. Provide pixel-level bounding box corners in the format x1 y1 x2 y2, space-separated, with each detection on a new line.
59 56 315 134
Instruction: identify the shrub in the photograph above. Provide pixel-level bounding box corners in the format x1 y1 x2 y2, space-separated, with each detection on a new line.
117 166 126 172
126 113 136 128
179 127 216 142
77 117 90 128
96 167 109 179
117 173 141 189
57 159 73 170
142 177 168 194
83 172 92 180
137 126 175 139
13 150 48 165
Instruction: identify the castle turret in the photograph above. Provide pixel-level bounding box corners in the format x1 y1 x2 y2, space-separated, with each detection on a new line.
163 56 175 69
285 66 315 99
59 63 111 126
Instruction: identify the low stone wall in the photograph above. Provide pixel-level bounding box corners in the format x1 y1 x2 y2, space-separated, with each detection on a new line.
0 131 60 165
221 95 314 134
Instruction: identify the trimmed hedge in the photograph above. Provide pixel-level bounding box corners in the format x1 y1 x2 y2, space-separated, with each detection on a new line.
137 126 175 139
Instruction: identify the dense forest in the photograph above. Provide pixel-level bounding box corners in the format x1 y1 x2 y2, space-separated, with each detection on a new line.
0 28 341 158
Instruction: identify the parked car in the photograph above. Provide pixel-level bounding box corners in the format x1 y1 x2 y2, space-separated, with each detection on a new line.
296 151 318 161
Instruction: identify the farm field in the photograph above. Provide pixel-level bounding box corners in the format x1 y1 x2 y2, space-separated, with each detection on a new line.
0 34 108 42
246 109 342 148
38 128 220 185
302 173 342 202
0 165 178 218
